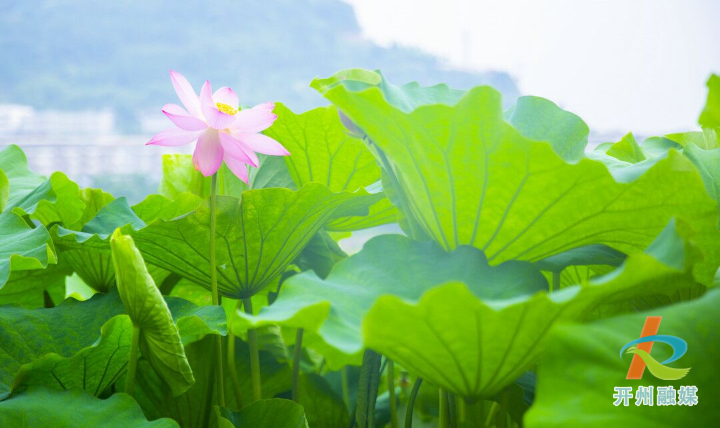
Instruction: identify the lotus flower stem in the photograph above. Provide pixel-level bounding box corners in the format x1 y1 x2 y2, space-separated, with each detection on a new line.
125 323 140 396
227 306 243 409
465 398 485 428
341 366 351 411
291 328 304 402
43 290 54 308
210 173 225 406
484 401 499 427
551 271 560 293
448 393 457 426
404 377 423 428
498 389 510 428
388 359 398 428
243 297 262 402
439 389 449 428
456 398 466 423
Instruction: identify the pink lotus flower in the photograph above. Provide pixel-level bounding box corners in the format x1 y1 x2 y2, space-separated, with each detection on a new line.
147 71 289 183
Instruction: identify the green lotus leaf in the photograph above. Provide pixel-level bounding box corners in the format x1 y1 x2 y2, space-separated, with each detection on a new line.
578 219 707 317
249 154 297 190
537 244 625 291
0 211 57 289
135 337 287 425
525 289 720 427
51 194 199 292
0 386 179 427
294 229 347 279
263 103 397 230
84 197 145 233
110 230 194 397
312 69 465 112
51 197 144 292
159 153 294 201
61 248 116 292
228 335 294 405
0 168 8 212
363 282 580 401
0 144 85 227
133 337 217 428
49 198 144 253
52 193 202 252
159 154 248 199
682 144 720 217
133 336 290 428
360 220 705 400
699 74 720 134
215 399 308 428
235 234 548 369
666 131 718 150
312 69 720 285
0 291 124 400
504 95 589 162
132 192 203 224
0 144 45 210
166 296 227 344
10 171 85 228
0 261 71 308
535 245 626 273
298 373 350 428
606 132 714 164
131 183 380 298
7 295 223 399
547 264 616 291
76 187 115 226
601 133 720 219
12 315 133 397
603 132 716 164
605 133 648 163
640 136 684 158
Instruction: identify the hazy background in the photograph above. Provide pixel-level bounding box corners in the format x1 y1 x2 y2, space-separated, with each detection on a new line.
348 0 720 134
1 0 718 201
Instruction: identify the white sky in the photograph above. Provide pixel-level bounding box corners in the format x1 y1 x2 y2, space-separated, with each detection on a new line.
344 0 720 135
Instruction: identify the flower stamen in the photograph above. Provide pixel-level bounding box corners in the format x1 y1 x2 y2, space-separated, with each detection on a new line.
216 102 238 115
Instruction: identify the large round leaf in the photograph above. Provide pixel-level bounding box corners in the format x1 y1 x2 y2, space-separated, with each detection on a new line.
11 315 134 398
0 291 124 400
263 103 397 231
159 153 295 201
504 95 589 162
361 221 707 400
215 399 308 428
312 70 720 285
0 387 179 427
51 194 202 292
235 234 548 368
699 74 720 134
0 287 223 400
0 145 85 228
132 183 380 298
0 262 70 308
0 145 45 209
0 211 57 289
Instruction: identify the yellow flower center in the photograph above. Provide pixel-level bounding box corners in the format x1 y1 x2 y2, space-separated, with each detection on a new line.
216 102 238 115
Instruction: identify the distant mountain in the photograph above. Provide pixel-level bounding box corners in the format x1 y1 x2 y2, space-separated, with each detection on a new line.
0 0 519 132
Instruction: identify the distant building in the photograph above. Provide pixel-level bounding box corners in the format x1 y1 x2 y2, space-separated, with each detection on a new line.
0 104 115 138
19 110 115 137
